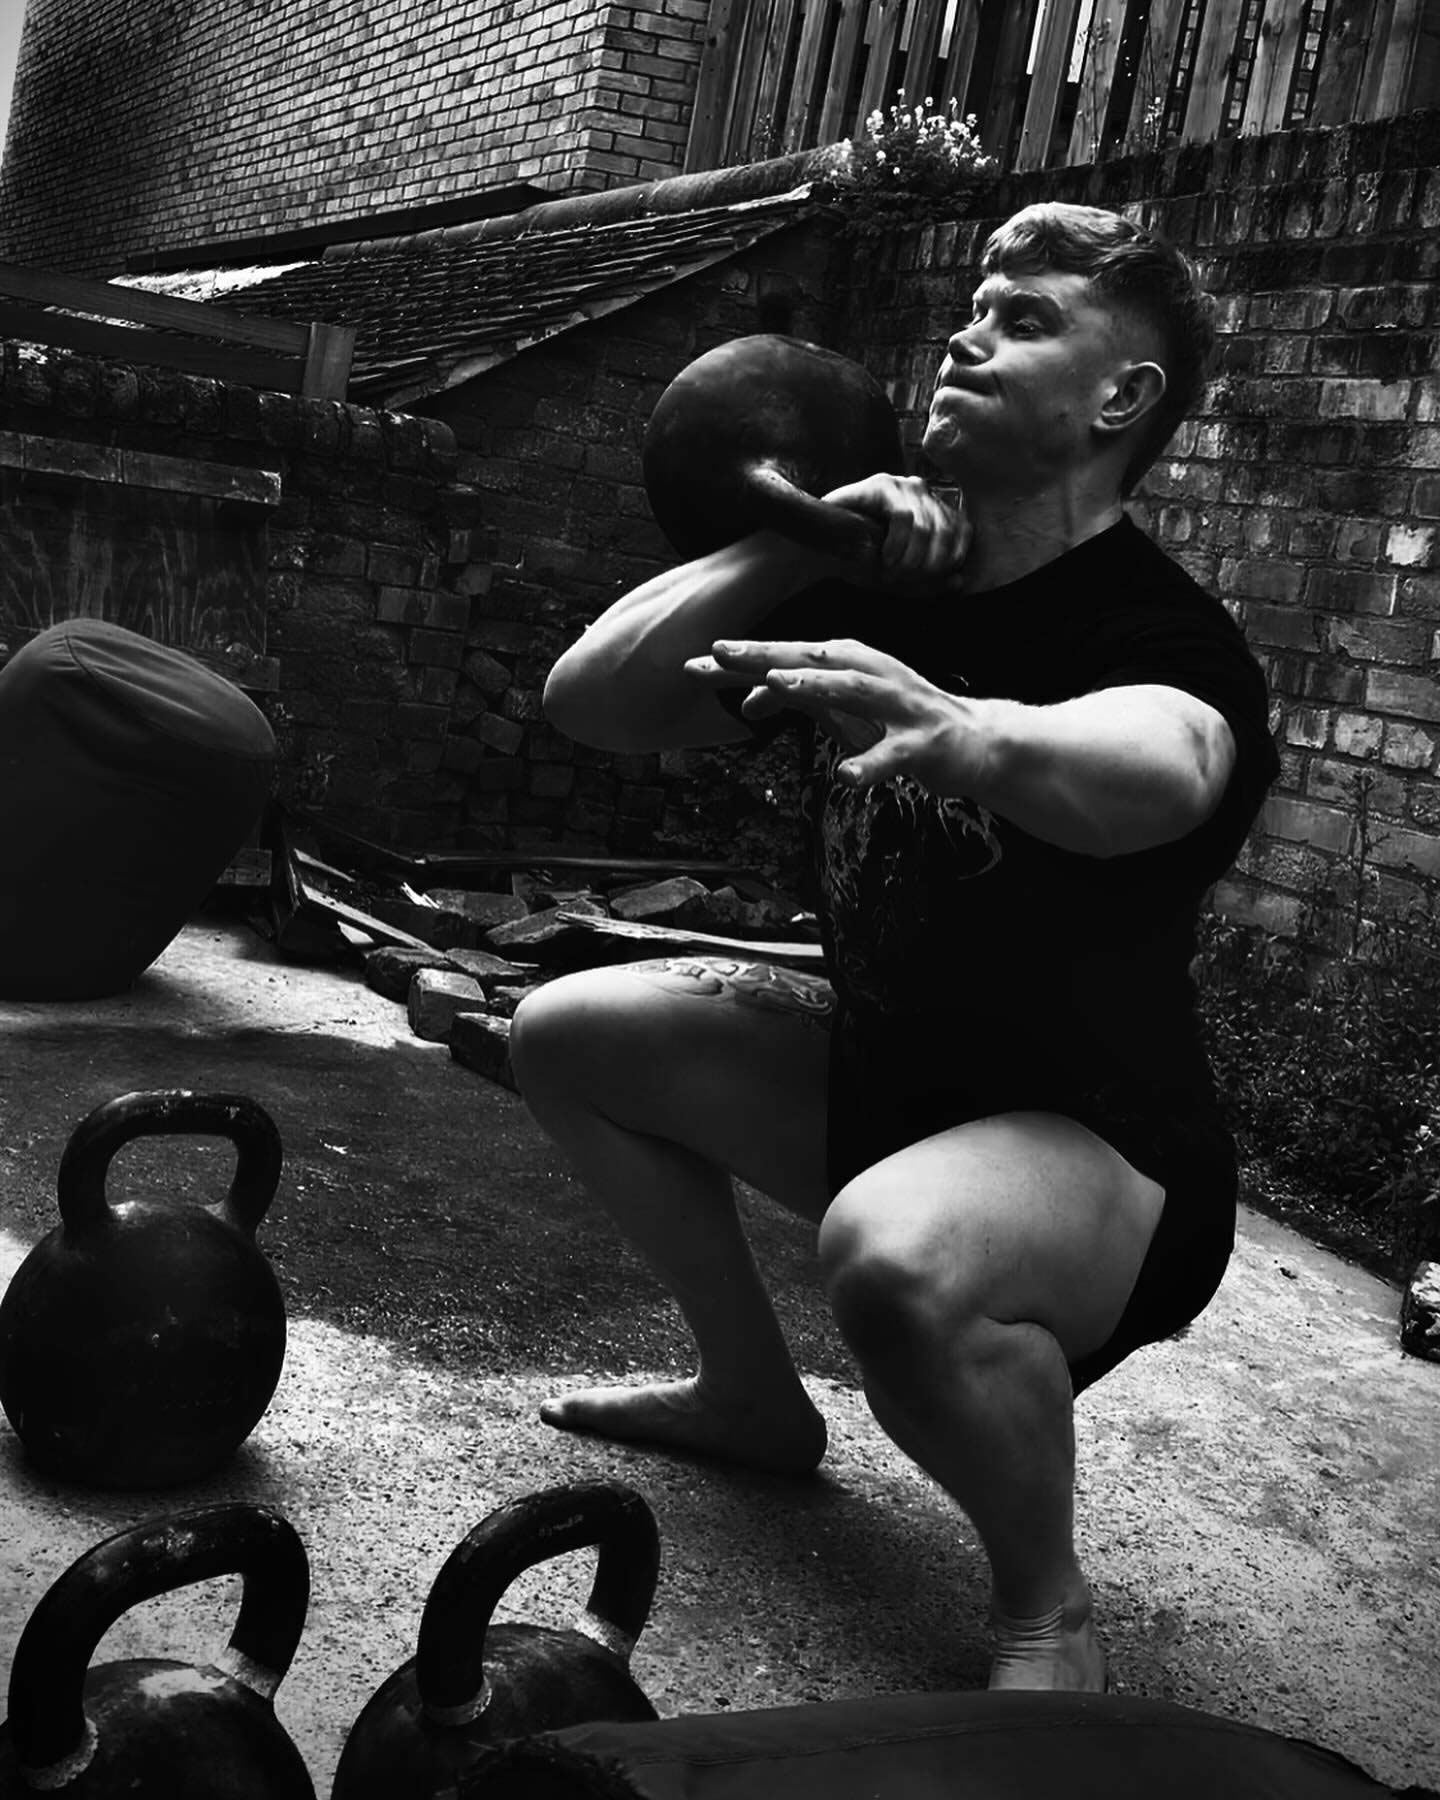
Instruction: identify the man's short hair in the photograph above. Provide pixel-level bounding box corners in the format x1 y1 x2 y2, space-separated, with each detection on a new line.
979 202 1215 494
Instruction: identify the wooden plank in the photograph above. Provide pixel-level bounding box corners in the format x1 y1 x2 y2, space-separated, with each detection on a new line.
300 321 355 401
782 0 838 148
0 431 280 505
0 303 303 391
1067 0 1131 162
816 0 875 142
936 0 986 111
555 909 826 968
901 0 951 99
859 0 911 120
684 0 744 170
1124 0 1192 146
0 261 309 354
1362 0 1431 118
1309 0 1380 121
728 0 785 161
1180 0 1249 140
1015 0 1084 168
0 432 120 484
749 0 807 158
1241 0 1305 132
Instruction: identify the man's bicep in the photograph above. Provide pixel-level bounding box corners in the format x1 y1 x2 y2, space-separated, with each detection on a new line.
1076 683 1238 807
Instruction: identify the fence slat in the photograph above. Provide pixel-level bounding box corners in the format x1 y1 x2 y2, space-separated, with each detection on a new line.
749 0 806 158
684 0 745 170
1364 0 1433 116
725 0 784 160
1123 0 1190 146
1242 0 1305 132
1067 0 1131 164
0 261 309 354
816 0 876 142
782 0 836 148
0 303 303 391
1015 0 1084 169
1181 0 1249 140
1309 0 1380 122
979 0 1046 161
859 0 910 119
902 0 952 99
300 322 357 402
939 0 987 116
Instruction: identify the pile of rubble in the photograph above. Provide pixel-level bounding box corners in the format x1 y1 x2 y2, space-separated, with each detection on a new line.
361 871 824 1091
257 815 826 1094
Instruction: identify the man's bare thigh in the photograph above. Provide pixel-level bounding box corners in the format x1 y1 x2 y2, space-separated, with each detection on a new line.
510 955 836 1222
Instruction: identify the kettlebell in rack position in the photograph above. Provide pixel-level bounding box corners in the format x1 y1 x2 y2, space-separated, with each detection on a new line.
0 1503 315 1798
641 332 907 563
0 1090 288 1488
330 1482 662 1800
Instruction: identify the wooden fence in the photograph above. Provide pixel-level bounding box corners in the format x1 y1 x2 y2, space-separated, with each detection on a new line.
686 0 1439 177
0 262 354 399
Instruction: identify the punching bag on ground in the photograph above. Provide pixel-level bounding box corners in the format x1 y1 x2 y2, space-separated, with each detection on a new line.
0 619 276 1000
513 1690 1414 1799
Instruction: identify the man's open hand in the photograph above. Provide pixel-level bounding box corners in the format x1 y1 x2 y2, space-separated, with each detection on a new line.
684 637 986 795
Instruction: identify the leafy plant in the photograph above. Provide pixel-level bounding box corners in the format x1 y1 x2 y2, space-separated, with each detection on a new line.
1194 794 1440 1270
817 92 998 234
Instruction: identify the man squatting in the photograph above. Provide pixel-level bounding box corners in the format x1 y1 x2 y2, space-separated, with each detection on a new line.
510 202 1281 1692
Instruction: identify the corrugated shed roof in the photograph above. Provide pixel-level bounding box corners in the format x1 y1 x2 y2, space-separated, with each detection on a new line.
120 186 818 409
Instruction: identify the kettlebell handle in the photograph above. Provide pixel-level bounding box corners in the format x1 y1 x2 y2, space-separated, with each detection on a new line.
743 462 887 565
57 1090 283 1239
414 1482 661 1721
6 1504 310 1776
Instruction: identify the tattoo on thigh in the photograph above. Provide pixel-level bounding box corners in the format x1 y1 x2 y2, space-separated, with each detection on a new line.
624 956 836 1029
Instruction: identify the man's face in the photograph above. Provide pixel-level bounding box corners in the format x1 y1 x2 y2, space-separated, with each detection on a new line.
922 267 1142 493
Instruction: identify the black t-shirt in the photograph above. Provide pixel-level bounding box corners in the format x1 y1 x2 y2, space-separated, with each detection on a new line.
715 516 1280 1123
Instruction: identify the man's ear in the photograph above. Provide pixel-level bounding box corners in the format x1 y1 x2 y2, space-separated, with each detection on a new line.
1095 361 1166 439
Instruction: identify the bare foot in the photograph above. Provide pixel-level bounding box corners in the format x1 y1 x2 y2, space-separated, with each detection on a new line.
538 1376 827 1476
987 1599 1108 1692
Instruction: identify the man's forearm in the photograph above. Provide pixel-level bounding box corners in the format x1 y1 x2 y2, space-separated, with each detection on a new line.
544 532 824 745
944 688 1233 859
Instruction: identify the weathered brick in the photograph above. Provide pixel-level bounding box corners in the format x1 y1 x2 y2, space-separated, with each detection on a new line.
1324 616 1429 665
1381 721 1439 770
1304 568 1398 615
1367 822 1440 877
1260 794 1354 855
1328 711 1383 759
477 712 525 754
1367 669 1440 723
1385 524 1438 569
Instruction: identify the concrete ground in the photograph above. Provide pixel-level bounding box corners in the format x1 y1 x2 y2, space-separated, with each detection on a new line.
0 916 1437 1795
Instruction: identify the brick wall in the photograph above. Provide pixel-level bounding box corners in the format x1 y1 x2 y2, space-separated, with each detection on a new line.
825 110 1440 943
6 106 1439 936
417 223 842 873
0 0 708 279
0 341 482 850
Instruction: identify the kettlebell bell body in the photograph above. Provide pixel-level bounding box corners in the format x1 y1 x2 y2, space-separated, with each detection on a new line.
0 1090 287 1488
0 1503 314 1798
641 333 906 562
330 1482 661 1800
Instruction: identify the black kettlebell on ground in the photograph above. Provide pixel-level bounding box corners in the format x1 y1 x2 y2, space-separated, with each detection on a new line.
330 1482 661 1800
0 1503 314 1797
641 332 907 562
0 1089 287 1488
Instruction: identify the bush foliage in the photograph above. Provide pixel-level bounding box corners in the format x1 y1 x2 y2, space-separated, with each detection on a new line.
817 92 998 234
1194 862 1440 1268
